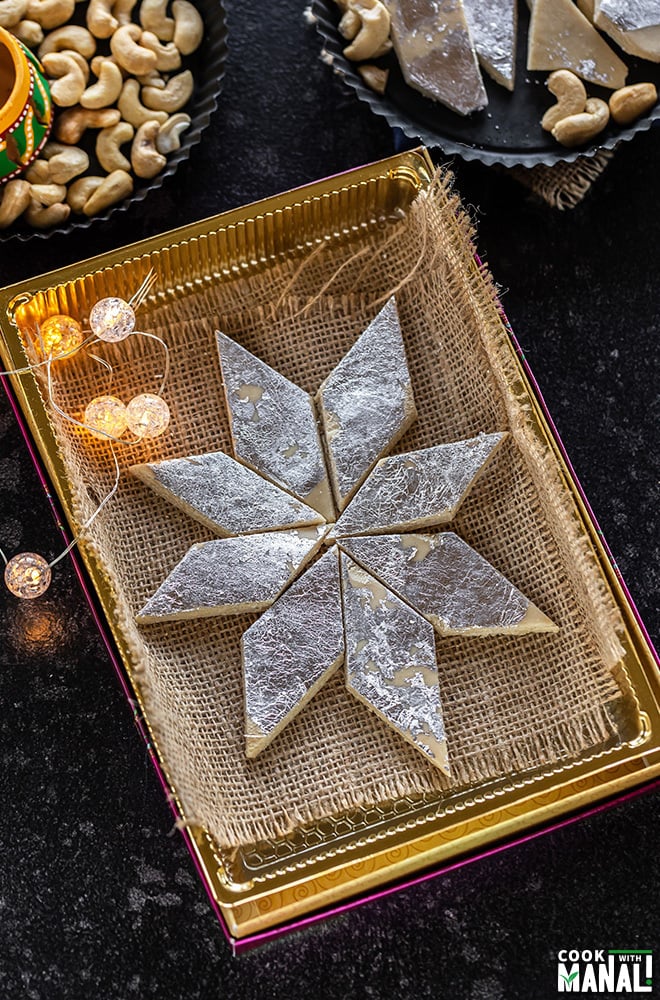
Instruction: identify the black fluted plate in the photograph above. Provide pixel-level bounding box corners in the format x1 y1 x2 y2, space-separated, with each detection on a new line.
313 0 660 168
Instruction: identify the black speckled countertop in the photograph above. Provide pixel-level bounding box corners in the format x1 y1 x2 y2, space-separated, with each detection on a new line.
0 3 658 997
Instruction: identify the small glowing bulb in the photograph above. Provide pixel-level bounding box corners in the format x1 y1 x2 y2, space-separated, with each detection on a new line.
84 394 128 440
4 552 52 599
89 297 135 342
40 314 83 359
126 393 170 439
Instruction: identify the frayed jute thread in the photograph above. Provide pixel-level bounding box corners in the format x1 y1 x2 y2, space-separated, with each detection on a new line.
38 168 634 850
508 150 615 210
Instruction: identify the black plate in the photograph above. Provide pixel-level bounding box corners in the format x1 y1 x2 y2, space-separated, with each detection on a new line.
1 0 227 242
313 0 660 168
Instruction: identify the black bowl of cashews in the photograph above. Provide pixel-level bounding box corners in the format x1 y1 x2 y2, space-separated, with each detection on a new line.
0 0 227 239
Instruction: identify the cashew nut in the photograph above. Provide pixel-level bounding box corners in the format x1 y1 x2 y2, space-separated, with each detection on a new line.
54 105 121 142
10 19 44 45
24 158 51 183
357 63 389 94
541 70 587 132
0 0 28 28
137 69 165 88
67 174 102 211
59 47 90 83
29 182 68 205
83 168 133 215
96 119 134 171
117 78 168 126
141 31 181 71
0 179 31 229
156 112 190 153
338 8 360 39
139 0 173 41
609 83 657 126
342 0 390 61
25 200 71 227
86 0 117 38
42 50 87 106
172 0 203 55
39 24 96 58
90 53 114 74
551 97 610 147
142 69 193 112
112 0 137 27
81 58 123 107
131 119 166 178
110 23 158 75
42 142 89 182
26 0 74 30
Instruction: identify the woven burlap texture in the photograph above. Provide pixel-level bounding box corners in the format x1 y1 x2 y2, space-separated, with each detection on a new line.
508 150 614 209
43 174 630 850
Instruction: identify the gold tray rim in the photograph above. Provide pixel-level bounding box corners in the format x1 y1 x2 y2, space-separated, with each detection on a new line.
1 149 659 942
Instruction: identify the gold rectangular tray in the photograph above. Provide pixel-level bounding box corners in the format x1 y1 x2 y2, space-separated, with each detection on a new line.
1 149 659 945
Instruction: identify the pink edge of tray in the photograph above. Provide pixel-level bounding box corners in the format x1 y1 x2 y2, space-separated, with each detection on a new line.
3 248 658 954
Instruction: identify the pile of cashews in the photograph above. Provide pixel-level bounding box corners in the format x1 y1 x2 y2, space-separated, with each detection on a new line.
541 70 658 148
0 0 204 229
333 0 391 96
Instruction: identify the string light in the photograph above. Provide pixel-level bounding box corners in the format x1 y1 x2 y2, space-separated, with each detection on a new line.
4 552 52 599
87 268 159 344
39 314 84 359
84 395 129 440
1 441 122 601
89 296 136 343
2 268 168 600
126 393 170 439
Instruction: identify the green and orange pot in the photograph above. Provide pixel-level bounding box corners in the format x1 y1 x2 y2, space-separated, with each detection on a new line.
0 26 52 184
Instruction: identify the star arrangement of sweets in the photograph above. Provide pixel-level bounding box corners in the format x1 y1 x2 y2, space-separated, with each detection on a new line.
133 297 557 776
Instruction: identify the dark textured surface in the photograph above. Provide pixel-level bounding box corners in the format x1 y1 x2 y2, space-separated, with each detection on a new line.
0 2 658 997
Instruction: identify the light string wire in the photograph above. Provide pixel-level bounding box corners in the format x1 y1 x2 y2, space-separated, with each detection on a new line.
48 442 120 569
0 441 120 571
0 331 97 376
129 268 158 311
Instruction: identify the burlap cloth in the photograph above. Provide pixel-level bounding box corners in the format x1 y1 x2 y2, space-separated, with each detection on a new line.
507 150 614 209
40 171 632 849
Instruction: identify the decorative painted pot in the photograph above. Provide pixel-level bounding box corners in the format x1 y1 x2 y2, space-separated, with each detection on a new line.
0 26 52 184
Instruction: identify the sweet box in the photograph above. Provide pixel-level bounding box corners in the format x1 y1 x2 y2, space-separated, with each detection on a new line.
0 149 658 952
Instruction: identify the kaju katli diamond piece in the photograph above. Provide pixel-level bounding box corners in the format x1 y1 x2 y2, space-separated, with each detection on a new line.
339 532 558 637
131 450 325 538
462 0 518 91
316 297 417 512
331 432 507 538
340 553 449 774
135 526 327 624
385 0 488 115
216 331 335 522
242 548 344 758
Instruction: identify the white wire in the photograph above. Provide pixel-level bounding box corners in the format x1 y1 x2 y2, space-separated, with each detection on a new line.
49 442 120 569
0 331 96 376
136 330 170 395
129 268 158 311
